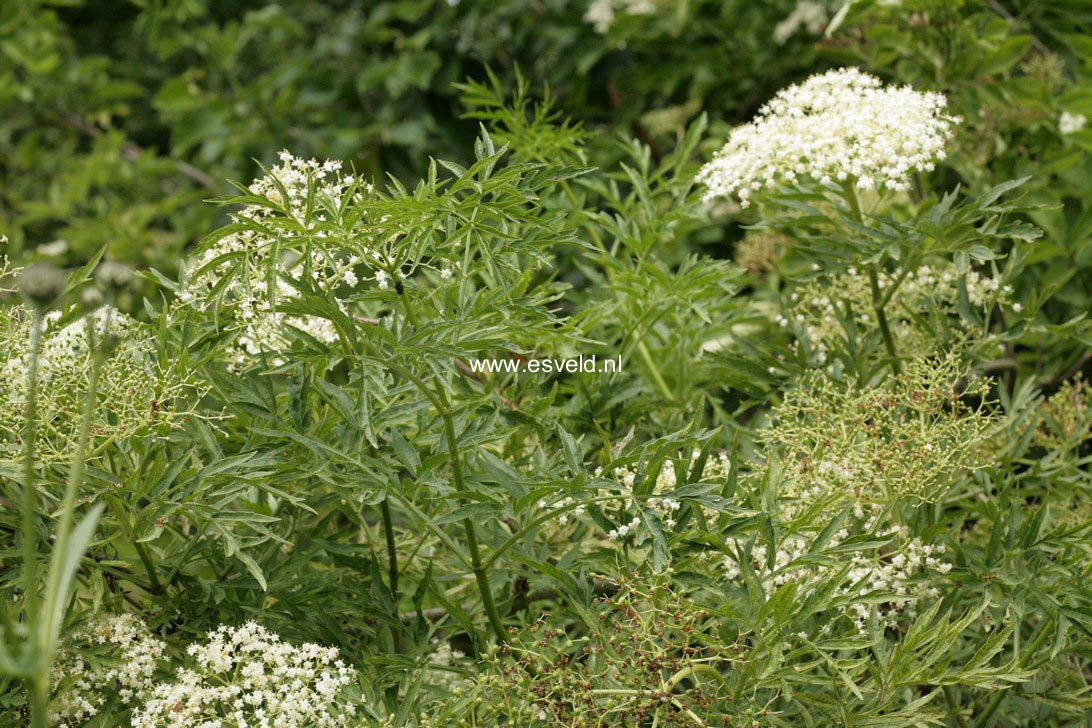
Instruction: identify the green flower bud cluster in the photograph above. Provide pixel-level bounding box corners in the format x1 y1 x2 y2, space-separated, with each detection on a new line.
764 353 998 504
0 297 200 464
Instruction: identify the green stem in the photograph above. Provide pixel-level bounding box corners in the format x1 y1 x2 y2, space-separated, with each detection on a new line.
20 308 43 637
28 676 48 728
636 339 675 402
380 496 403 654
386 491 472 569
41 321 105 650
972 618 1053 728
943 684 969 728
398 280 420 329
868 268 902 375
105 494 162 593
666 664 725 690
357 348 505 642
973 689 1006 728
133 541 162 594
380 497 398 598
841 182 901 375
842 180 865 221
877 250 922 309
440 407 507 643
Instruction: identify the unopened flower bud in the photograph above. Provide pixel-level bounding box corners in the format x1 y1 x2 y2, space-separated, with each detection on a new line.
19 263 66 306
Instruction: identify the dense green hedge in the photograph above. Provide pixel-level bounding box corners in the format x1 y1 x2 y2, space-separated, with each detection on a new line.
4 1 1090 330
1 1 847 270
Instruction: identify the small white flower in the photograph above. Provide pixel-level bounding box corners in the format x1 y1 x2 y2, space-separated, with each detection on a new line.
178 152 371 370
583 0 656 33
1059 111 1088 135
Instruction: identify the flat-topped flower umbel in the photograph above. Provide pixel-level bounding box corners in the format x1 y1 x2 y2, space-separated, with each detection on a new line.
131 622 356 728
697 68 958 206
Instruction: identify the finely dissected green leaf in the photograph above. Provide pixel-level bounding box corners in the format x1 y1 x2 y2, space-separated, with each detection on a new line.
3 10 1090 726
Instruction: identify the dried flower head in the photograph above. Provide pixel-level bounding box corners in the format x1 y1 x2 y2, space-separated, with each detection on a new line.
1033 375 1091 452
697 68 959 206
735 230 788 277
1020 52 1066 94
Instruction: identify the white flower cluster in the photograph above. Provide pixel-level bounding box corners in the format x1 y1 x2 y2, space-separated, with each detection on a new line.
0 305 193 463
427 642 468 693
1059 111 1088 135
777 262 1011 363
50 614 168 727
583 0 655 34
723 520 951 633
180 151 373 370
132 621 356 728
608 512 644 540
610 460 682 530
697 68 959 205
31 306 131 374
539 495 586 527
538 451 731 537
773 1 827 45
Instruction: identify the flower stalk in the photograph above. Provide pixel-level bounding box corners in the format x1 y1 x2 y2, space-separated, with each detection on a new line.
842 182 901 374
19 307 44 637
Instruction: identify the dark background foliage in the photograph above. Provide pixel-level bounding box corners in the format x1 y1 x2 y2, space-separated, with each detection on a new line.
4 1 1090 331
1 0 830 271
